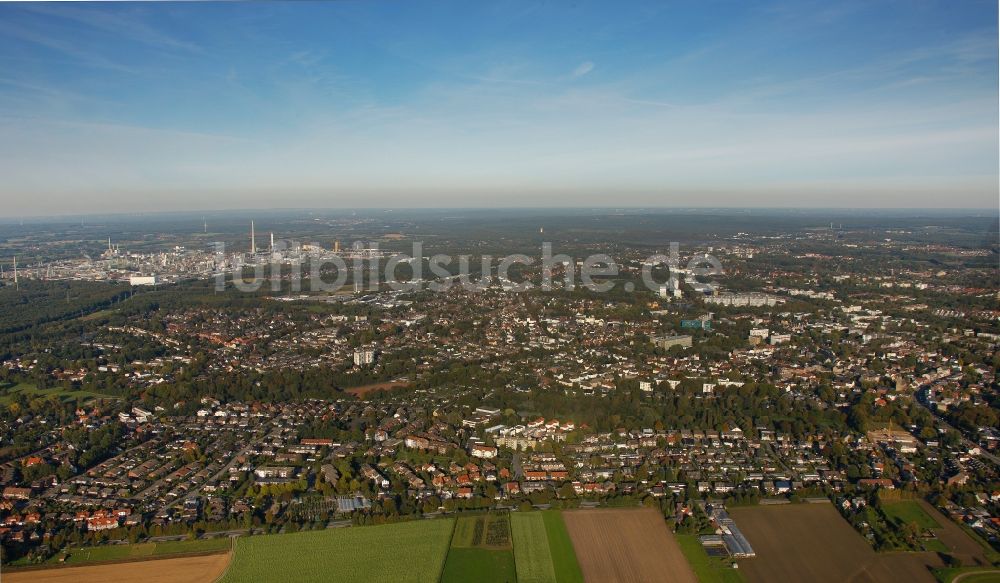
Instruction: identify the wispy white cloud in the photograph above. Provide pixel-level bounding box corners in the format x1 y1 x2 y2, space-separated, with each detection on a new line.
0 19 141 74
572 61 595 78
18 4 202 53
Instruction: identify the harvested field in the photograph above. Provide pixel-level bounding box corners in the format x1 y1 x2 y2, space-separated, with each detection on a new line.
4 552 231 583
345 380 409 397
730 503 945 583
562 508 696 583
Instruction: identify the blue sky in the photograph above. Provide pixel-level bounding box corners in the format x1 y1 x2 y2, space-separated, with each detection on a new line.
0 1 997 214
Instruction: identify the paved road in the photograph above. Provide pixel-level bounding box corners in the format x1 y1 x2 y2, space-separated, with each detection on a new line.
953 570 1000 583
914 400 1000 466
138 520 354 543
765 441 794 475
511 453 524 480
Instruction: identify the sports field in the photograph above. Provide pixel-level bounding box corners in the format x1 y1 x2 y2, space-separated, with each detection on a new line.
562 508 697 583
219 519 454 583
0 382 114 405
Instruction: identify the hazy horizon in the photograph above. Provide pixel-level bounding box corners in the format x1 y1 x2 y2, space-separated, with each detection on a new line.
2 205 998 225
1 1 997 214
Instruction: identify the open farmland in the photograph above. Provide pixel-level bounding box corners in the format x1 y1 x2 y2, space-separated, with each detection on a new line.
512 513 558 582
4 552 231 583
219 519 453 583
52 537 232 565
541 511 585 583
509 511 584 583
440 548 516 583
441 513 516 583
562 508 696 583
729 503 947 583
542 511 585 583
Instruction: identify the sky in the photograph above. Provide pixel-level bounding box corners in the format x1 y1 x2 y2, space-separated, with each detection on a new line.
0 1 997 215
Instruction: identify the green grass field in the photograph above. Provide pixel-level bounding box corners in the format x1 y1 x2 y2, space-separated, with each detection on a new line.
921 538 948 553
511 513 558 583
53 537 231 565
540 511 584 583
883 501 941 529
0 382 115 405
676 534 745 583
441 513 516 583
150 537 232 555
440 548 517 583
219 519 453 583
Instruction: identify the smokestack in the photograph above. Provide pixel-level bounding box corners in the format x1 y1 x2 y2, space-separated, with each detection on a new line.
270 232 274 254
251 220 256 254
13 256 17 290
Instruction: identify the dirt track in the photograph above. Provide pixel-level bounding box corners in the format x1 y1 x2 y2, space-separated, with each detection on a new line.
562 508 697 583
730 503 944 583
345 381 409 397
3 552 231 583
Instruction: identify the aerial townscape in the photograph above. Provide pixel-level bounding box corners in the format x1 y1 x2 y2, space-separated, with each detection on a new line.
0 209 997 583
1 1 998 583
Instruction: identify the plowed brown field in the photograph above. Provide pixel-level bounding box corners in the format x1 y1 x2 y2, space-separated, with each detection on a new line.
3 552 231 583
730 503 945 583
562 508 697 583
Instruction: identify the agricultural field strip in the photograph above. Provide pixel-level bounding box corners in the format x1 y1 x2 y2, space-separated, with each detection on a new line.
219 519 453 583
3 553 232 583
540 511 584 583
562 509 697 583
511 513 558 583
441 513 516 583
